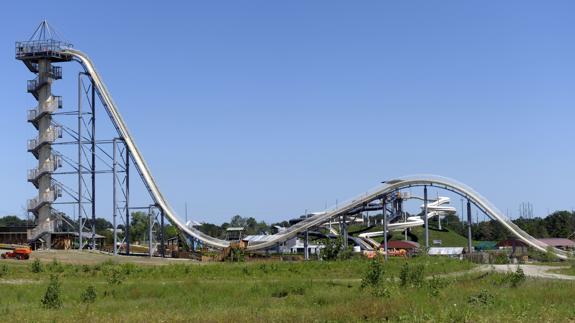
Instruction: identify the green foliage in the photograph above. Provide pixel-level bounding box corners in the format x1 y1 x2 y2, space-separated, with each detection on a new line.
30 258 44 273
229 247 245 262
81 285 97 304
320 237 353 261
106 267 125 285
509 267 526 288
270 283 307 298
41 275 62 309
0 264 8 277
0 215 30 227
490 252 509 264
129 212 150 243
427 275 450 296
494 266 526 288
361 258 384 289
399 262 425 288
47 258 64 273
467 288 495 306
528 247 560 262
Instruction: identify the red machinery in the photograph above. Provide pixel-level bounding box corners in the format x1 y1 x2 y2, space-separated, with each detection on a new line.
0 244 32 260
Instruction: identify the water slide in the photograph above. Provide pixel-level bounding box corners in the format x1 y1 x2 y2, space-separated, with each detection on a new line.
358 197 456 248
63 48 571 259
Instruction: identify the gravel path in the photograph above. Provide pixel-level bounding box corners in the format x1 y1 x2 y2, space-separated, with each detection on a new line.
483 264 575 281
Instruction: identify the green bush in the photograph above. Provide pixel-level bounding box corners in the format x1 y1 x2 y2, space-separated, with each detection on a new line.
491 252 509 264
508 267 526 288
467 288 494 306
41 275 62 309
81 285 97 304
361 258 384 289
427 275 450 296
47 258 64 273
107 267 125 285
320 237 354 261
494 266 526 288
399 262 425 288
0 264 8 277
31 258 44 273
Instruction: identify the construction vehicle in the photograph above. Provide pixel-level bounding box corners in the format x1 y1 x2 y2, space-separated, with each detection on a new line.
0 244 32 260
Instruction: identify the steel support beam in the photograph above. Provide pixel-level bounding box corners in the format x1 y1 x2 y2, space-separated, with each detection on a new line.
424 185 429 249
148 206 153 258
467 199 473 254
90 78 96 250
112 139 118 256
125 148 130 255
160 208 165 258
77 72 83 250
383 196 388 261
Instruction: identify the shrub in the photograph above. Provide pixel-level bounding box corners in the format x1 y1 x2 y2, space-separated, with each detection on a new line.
31 258 44 273
467 288 494 306
47 258 64 273
427 275 450 296
371 285 392 297
491 252 509 264
399 262 425 288
494 266 526 288
0 264 8 277
361 258 384 289
41 275 62 309
107 267 125 285
508 267 526 288
320 237 353 261
81 285 97 304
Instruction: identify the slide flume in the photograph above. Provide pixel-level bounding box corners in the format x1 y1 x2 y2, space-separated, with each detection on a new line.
64 48 571 259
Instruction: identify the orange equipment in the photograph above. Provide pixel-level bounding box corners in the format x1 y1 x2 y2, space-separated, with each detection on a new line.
0 245 32 260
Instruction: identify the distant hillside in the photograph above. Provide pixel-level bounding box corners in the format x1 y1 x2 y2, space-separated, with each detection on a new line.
347 223 470 247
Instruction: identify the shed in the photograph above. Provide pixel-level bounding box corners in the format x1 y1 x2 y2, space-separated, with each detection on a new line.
428 247 464 258
385 240 419 250
538 238 575 250
225 227 245 241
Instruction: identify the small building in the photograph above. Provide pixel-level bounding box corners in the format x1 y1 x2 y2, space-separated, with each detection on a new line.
383 240 420 256
225 227 245 241
289 238 324 255
0 226 34 245
537 238 575 251
428 247 464 259
496 239 528 256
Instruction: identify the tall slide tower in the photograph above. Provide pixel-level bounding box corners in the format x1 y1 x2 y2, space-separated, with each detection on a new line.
17 21 72 248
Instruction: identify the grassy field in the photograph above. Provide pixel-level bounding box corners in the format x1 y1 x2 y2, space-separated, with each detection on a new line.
551 265 575 276
0 254 574 322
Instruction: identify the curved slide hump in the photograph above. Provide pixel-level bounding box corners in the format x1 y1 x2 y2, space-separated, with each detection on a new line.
63 48 570 258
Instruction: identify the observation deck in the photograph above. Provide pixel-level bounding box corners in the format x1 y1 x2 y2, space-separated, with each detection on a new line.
15 39 72 64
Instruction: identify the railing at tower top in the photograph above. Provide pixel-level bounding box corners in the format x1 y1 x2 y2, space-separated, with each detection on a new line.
15 40 73 61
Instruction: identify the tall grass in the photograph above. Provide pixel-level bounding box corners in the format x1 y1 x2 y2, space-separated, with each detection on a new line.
0 258 572 322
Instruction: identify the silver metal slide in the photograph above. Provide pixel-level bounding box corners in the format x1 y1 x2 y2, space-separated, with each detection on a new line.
64 48 571 259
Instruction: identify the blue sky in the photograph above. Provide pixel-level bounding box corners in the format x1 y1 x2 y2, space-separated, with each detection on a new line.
1 1 574 224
